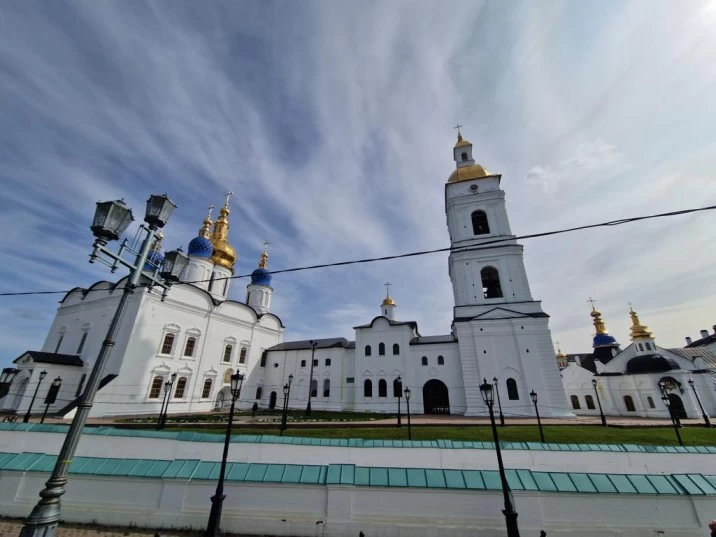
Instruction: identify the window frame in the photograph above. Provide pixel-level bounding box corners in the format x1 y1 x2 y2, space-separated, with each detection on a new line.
183 336 197 358
174 377 188 399
570 394 581 409
201 378 213 399
471 210 490 236
437 355 445 365
239 347 248 364
481 266 503 299
421 356 428 366
506 378 519 400
364 379 373 397
378 379 387 398
76 332 88 354
148 376 164 399
325 358 331 366
365 345 372 356
585 395 595 410
222 344 233 363
378 343 385 356
323 378 330 398
392 343 400 355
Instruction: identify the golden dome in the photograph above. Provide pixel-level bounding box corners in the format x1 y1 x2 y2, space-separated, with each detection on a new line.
590 307 609 335
455 132 471 148
210 193 236 271
629 307 653 340
381 296 396 306
448 164 492 183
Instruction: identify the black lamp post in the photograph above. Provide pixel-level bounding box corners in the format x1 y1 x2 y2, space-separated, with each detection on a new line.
493 377 505 426
158 372 178 430
530 390 545 443
205 372 244 537
20 194 186 537
404 387 412 440
592 378 607 427
0 368 19 399
23 370 47 423
688 378 711 427
480 378 520 537
40 377 62 424
659 380 682 428
660 391 684 446
395 375 402 428
281 374 294 436
306 341 317 416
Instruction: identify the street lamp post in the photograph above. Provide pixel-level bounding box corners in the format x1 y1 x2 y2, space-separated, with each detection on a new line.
404 387 412 440
688 378 711 427
530 390 545 443
493 377 505 426
659 380 682 428
480 378 520 537
40 377 62 424
205 372 244 537
158 372 178 430
0 368 19 399
20 195 187 537
395 375 402 428
281 374 294 436
661 392 684 446
592 378 607 427
306 341 317 416
23 370 47 423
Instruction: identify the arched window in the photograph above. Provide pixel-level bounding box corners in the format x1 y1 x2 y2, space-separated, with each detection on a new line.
149 376 163 399
201 379 213 399
638 343 644 351
585 395 595 410
378 343 385 356
311 379 318 397
506 378 519 400
393 343 400 355
239 347 247 364
393 378 402 397
223 369 233 384
421 356 428 366
77 332 88 354
255 386 263 400
364 379 373 397
471 210 490 235
570 395 581 409
481 267 503 298
623 395 636 412
437 355 445 365
160 333 175 355
323 379 330 398
647 396 655 409
378 379 387 397
365 345 372 356
222 345 232 363
184 337 197 357
461 151 468 161
174 377 188 399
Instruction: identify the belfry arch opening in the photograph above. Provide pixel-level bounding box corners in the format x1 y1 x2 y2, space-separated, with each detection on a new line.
481 267 503 299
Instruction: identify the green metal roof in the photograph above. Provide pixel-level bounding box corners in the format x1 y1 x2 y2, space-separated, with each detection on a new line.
2 451 715 496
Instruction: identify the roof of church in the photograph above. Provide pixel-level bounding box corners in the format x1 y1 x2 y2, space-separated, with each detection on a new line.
668 347 716 369
353 318 420 333
267 338 355 352
686 329 716 348
13 351 83 367
410 335 457 345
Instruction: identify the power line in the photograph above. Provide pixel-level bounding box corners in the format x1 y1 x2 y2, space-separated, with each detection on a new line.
0 204 713 298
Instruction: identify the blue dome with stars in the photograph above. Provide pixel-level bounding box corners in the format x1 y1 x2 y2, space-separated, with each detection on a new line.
593 333 618 348
144 249 165 272
251 267 272 287
188 236 213 258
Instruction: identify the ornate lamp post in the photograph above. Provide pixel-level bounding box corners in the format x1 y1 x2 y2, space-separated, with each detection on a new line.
659 380 682 428
530 390 545 443
591 378 607 427
281 374 294 436
305 340 317 416
158 372 178 430
40 377 62 424
493 377 505 426
660 390 684 446
205 372 244 537
404 387 412 440
23 370 47 423
687 378 711 427
480 378 520 537
395 375 402 428
0 368 19 399
20 195 186 537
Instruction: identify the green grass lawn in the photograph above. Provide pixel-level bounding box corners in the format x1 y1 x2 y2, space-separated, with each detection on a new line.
119 409 391 424
163 424 716 446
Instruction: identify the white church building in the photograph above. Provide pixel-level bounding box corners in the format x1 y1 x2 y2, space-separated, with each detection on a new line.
1 130 570 419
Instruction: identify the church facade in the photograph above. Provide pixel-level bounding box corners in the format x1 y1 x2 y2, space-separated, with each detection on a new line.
1 131 570 418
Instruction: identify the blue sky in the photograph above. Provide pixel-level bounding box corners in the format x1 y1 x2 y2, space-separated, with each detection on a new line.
2 0 716 369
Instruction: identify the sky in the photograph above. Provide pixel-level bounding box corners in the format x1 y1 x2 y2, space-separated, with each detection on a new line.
1 0 716 369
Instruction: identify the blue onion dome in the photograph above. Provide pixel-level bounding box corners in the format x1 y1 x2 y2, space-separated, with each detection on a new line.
187 206 215 259
251 267 272 286
589 305 619 348
188 236 213 258
144 232 165 271
593 333 618 347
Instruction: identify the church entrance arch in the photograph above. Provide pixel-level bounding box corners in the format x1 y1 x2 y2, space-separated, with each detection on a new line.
269 391 277 410
10 378 27 411
423 379 450 415
214 387 231 410
668 393 687 419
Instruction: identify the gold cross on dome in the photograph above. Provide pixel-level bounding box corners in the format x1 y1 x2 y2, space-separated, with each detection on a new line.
263 240 270 253
587 297 597 310
384 282 392 297
206 203 215 220
224 190 233 207
453 123 463 134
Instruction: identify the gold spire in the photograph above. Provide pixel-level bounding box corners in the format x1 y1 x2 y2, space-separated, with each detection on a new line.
381 282 396 306
210 191 237 271
588 297 609 335
448 126 492 182
555 341 568 367
258 241 269 269
629 305 653 340
199 204 214 239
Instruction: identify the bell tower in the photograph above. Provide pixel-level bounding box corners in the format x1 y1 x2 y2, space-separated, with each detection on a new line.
445 127 570 417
